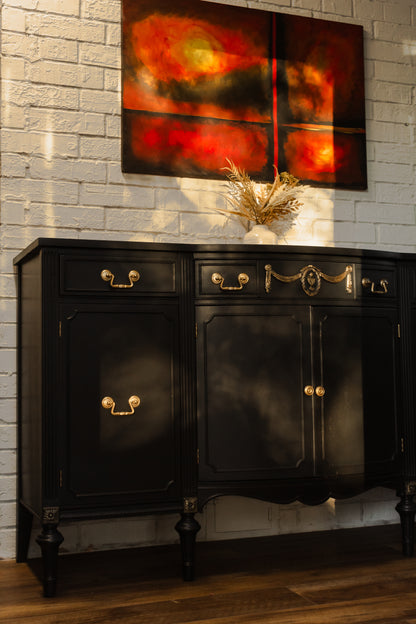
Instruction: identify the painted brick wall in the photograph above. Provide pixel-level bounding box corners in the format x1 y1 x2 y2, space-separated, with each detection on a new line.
0 0 415 559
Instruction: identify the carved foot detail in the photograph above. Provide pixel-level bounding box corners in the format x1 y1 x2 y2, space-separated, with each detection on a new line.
175 512 201 582
396 491 416 557
36 524 64 597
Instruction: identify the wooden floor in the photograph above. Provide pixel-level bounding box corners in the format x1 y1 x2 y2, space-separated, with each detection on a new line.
2 524 416 623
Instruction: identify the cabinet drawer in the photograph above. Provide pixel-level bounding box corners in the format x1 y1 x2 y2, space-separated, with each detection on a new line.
196 261 258 296
61 255 177 295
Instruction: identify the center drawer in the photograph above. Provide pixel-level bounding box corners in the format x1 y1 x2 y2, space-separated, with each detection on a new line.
195 258 358 300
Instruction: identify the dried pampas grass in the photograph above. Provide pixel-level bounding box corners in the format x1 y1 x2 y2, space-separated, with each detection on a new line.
216 159 306 230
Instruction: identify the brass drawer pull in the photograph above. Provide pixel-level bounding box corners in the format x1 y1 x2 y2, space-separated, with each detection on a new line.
211 272 249 291
315 386 325 397
304 385 314 396
101 269 140 289
101 395 140 415
361 277 388 294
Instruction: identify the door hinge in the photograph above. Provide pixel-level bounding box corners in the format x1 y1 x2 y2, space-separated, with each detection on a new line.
401 438 405 453
58 321 62 337
398 323 401 339
197 449 200 464
59 469 63 487
195 323 198 338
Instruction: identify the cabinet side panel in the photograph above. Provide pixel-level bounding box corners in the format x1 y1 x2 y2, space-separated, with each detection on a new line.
179 254 197 498
19 255 43 517
399 263 416 480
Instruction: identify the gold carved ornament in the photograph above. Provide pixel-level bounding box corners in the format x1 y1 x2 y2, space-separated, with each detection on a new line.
264 264 353 297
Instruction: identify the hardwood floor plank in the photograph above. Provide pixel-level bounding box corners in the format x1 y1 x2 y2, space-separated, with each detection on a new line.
0 578 309 622
179 595 416 624
4 587 310 624
1 525 414 624
291 577 416 604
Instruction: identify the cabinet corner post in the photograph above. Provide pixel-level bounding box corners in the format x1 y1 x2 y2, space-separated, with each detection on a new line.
175 498 201 582
396 482 416 557
36 507 64 597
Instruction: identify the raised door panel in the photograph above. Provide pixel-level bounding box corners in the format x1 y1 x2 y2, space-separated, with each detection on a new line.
60 303 180 505
315 307 399 479
197 306 314 481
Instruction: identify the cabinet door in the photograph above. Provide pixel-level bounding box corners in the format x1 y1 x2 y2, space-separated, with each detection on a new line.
314 307 399 478
60 303 181 506
197 305 315 481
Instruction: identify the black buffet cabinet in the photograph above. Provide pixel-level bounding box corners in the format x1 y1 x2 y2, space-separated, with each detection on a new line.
14 238 416 596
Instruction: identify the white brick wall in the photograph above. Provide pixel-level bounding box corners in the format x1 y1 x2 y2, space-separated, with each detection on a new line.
0 0 415 559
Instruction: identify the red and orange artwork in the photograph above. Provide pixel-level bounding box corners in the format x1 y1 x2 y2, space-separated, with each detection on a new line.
122 0 367 189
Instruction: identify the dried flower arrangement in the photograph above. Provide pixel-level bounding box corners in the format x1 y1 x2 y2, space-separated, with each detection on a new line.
215 159 306 237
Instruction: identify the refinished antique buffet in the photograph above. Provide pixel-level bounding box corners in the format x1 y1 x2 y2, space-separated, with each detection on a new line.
14 238 416 596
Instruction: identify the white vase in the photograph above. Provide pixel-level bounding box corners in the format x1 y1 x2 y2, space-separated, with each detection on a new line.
244 224 278 245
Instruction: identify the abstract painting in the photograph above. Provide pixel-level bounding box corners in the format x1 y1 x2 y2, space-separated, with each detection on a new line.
122 0 367 189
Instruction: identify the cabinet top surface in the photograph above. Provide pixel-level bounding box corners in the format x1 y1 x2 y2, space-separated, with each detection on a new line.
13 237 410 266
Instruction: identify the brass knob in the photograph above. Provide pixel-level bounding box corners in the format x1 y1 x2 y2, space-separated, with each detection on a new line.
315 386 325 397
304 385 314 396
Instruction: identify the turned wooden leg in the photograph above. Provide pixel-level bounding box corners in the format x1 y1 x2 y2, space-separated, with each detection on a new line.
16 502 33 563
396 492 416 557
175 512 201 582
36 522 64 597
